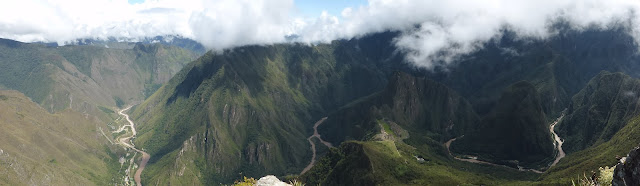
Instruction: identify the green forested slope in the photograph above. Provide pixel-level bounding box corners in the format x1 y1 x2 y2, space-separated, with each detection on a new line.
130 39 402 184
0 90 116 185
451 81 554 168
557 71 640 153
0 39 198 113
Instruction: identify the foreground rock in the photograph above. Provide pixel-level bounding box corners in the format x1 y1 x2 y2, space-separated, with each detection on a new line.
256 175 291 186
613 145 640 186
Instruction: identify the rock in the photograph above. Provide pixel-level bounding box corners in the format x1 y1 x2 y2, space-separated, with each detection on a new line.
613 145 640 186
255 175 291 186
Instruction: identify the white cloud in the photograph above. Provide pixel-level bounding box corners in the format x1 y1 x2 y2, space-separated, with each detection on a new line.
2 0 640 68
297 0 640 68
0 0 294 49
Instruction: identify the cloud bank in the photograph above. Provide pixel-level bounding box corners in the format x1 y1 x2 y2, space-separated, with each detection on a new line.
1 0 640 68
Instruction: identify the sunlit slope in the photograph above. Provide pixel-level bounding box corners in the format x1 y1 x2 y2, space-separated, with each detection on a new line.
0 90 114 185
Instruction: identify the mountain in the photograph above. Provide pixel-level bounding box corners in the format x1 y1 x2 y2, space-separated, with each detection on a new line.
129 34 408 184
0 38 200 185
450 81 554 168
557 71 640 153
428 26 640 119
124 26 640 185
4 22 640 185
38 36 207 55
0 38 199 114
319 71 479 145
0 90 115 185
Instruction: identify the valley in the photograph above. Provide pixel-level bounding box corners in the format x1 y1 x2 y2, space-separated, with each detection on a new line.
300 117 332 175
114 106 150 186
445 113 566 174
4 2 640 184
550 112 565 167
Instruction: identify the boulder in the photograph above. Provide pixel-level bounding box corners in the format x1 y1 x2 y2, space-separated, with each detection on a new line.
613 145 640 186
256 175 291 186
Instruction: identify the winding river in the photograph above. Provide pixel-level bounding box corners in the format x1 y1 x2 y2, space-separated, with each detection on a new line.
300 117 332 175
116 106 151 186
445 114 565 173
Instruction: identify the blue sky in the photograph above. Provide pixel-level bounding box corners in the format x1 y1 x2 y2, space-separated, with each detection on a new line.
128 0 367 17
293 0 367 17
128 0 145 4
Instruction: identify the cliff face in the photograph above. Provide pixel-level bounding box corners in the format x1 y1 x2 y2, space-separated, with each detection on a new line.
613 145 640 186
558 71 640 153
130 33 408 184
319 71 479 145
451 81 554 167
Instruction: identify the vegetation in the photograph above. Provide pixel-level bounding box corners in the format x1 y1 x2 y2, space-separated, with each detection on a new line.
557 71 640 153
571 166 614 186
98 106 115 114
2 25 638 185
125 27 640 185
114 96 124 108
0 90 120 185
451 81 554 168
232 177 257 186
130 36 405 184
0 38 198 113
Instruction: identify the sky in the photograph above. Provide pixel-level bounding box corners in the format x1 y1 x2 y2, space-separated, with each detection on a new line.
293 0 366 18
1 0 640 68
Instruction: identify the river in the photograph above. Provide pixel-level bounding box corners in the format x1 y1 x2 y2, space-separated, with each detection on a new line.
445 113 566 173
300 117 332 175
116 106 151 186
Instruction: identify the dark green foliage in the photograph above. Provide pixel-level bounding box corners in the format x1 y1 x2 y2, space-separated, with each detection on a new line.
97 106 114 114
319 71 479 145
0 95 7 101
113 96 124 108
557 71 640 153
143 83 162 99
428 27 640 120
0 40 54 103
131 27 640 185
131 35 411 184
451 81 554 167
0 38 197 111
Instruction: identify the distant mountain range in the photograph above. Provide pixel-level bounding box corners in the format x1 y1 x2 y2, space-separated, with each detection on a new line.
121 24 640 185
2 23 640 185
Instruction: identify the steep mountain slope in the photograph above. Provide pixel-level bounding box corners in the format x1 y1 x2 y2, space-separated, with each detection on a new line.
541 110 640 184
127 27 640 185
0 90 115 185
557 71 640 153
0 39 198 113
130 35 406 184
0 38 200 185
450 81 554 168
429 26 640 119
319 71 479 145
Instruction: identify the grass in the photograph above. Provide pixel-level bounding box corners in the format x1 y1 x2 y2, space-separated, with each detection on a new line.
129 42 399 184
0 90 120 185
98 106 115 114
377 120 396 138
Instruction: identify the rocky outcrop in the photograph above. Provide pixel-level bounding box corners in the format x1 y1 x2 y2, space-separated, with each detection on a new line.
613 145 640 186
450 81 554 168
256 175 291 186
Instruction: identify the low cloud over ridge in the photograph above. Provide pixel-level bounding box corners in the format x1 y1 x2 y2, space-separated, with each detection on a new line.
1 0 640 68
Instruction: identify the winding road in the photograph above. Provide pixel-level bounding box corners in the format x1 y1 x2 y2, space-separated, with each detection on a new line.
300 117 332 175
445 114 565 174
116 106 151 186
